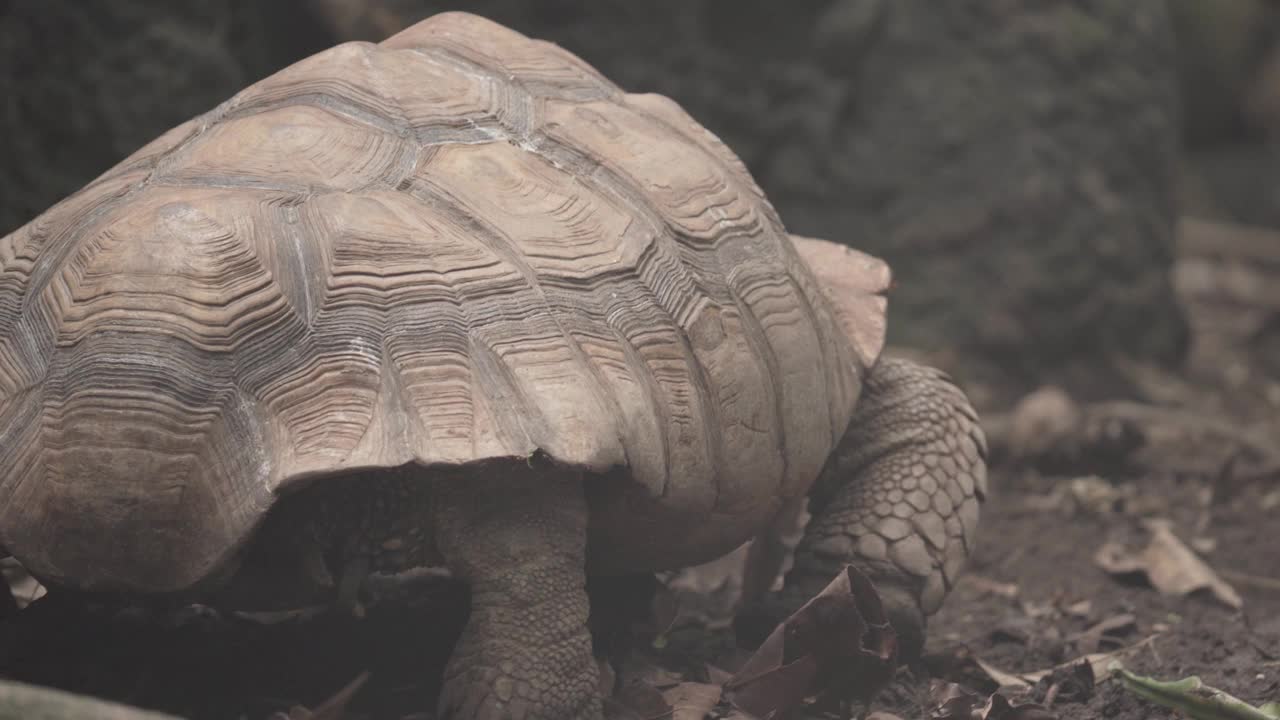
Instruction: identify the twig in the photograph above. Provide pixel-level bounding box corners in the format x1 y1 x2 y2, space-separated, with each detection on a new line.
1220 569 1280 593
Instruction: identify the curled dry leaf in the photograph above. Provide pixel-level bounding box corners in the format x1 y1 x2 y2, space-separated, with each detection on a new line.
1095 518 1243 609
929 680 1057 720
724 566 897 719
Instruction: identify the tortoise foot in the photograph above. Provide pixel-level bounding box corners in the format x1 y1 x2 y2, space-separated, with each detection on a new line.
775 357 988 662
434 465 603 720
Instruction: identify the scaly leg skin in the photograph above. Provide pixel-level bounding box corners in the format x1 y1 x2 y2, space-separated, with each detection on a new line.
433 465 602 720
770 357 988 661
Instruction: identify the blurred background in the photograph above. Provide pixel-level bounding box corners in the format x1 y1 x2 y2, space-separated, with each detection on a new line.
1 3 1278 718
3 0 1278 404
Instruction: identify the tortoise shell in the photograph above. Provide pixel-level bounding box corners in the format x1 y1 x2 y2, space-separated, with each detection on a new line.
0 12 879 594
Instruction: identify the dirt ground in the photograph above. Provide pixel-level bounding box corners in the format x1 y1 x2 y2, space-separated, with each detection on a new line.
900 466 1280 719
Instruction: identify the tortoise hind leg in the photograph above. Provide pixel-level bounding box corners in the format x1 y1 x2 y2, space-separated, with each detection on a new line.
433 465 602 720
764 357 987 661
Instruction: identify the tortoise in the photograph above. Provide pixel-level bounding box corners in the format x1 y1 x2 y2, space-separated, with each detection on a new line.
0 12 986 720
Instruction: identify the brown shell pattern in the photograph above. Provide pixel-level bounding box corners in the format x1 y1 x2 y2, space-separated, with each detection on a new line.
0 13 859 592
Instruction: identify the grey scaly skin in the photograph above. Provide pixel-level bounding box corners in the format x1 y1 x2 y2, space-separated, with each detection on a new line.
432 467 602 720
762 356 988 661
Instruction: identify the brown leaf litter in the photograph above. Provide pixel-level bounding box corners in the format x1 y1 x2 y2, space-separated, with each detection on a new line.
928 680 1057 719
1095 518 1244 609
724 566 897 718
610 565 899 720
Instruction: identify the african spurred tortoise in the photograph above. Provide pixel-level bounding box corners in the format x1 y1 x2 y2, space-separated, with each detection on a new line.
0 12 986 719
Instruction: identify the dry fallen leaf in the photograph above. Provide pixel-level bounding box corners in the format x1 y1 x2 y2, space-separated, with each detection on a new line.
1095 518 1243 609
608 675 723 719
980 693 1059 720
974 657 1034 691
609 655 710 720
983 648 1116 686
724 566 897 718
929 680 1057 719
971 632 1161 692
663 682 722 720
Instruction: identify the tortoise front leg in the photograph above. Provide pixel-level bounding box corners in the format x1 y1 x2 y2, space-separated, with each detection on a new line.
433 465 602 720
773 357 987 660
